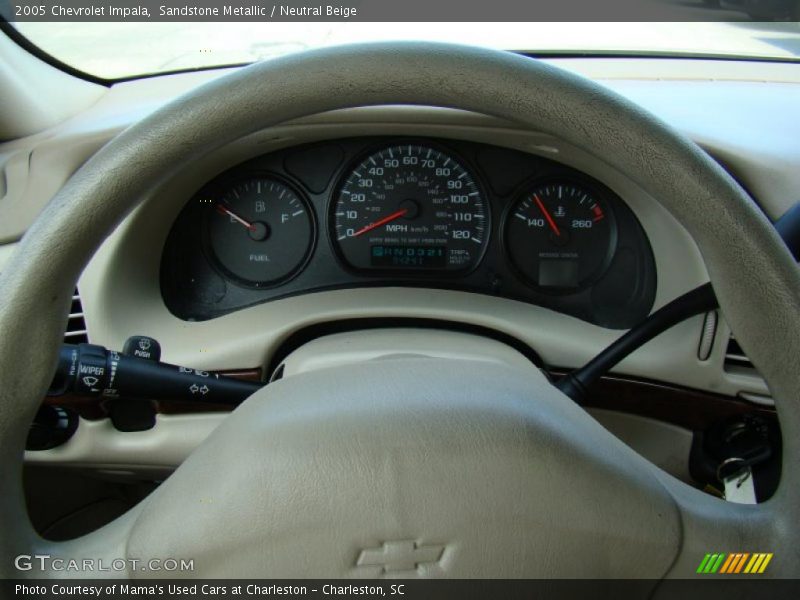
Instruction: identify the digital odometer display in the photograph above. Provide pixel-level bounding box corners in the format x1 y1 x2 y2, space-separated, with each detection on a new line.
332 143 489 272
370 245 447 268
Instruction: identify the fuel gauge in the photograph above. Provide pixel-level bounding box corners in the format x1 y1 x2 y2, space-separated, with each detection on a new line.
206 177 314 287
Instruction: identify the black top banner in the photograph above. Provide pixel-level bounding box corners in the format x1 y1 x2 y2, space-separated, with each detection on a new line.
0 0 773 22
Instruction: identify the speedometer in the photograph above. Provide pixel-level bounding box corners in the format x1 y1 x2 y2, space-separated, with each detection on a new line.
332 143 489 273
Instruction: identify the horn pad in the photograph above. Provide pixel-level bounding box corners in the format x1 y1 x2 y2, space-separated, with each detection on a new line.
126 357 680 578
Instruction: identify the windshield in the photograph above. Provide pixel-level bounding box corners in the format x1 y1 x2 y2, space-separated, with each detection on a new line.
11 21 800 80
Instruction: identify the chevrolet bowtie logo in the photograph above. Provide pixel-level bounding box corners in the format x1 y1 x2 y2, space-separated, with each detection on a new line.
357 540 445 572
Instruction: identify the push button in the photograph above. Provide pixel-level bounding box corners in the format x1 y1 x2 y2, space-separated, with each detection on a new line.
122 335 161 362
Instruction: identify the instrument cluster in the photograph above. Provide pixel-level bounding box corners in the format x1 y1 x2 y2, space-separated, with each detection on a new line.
161 138 656 328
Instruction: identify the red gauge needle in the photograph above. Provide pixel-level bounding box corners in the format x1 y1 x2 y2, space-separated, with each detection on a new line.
353 208 409 237
534 194 561 237
216 203 256 231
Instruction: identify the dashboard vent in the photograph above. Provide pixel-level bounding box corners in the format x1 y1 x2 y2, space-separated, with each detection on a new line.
65 289 88 344
724 335 755 372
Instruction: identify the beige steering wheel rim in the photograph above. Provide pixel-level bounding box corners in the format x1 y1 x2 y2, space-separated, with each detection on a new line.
0 42 798 578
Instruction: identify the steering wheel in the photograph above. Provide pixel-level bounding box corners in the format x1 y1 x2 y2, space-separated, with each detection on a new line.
1 43 798 579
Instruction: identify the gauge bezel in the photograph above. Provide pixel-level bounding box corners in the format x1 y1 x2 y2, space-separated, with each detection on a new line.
501 174 619 295
328 139 491 278
201 171 317 290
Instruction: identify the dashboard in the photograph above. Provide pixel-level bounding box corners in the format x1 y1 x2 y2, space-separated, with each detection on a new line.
2 56 796 407
161 137 655 328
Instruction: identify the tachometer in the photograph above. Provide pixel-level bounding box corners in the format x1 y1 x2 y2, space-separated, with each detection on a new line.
207 176 313 287
504 180 617 291
332 144 488 272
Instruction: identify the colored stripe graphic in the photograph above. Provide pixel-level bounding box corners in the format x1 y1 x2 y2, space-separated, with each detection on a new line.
698 553 726 573
700 554 719 573
734 553 749 573
744 554 759 573
697 554 712 573
719 554 735 573
758 553 773 573
700 552 773 574
710 554 726 573
721 553 739 573
745 554 769 573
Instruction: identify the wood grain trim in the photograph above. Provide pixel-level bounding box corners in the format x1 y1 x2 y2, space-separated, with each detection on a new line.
563 373 777 430
46 367 775 431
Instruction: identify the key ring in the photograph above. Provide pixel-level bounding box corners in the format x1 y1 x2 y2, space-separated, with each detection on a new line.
716 456 748 483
